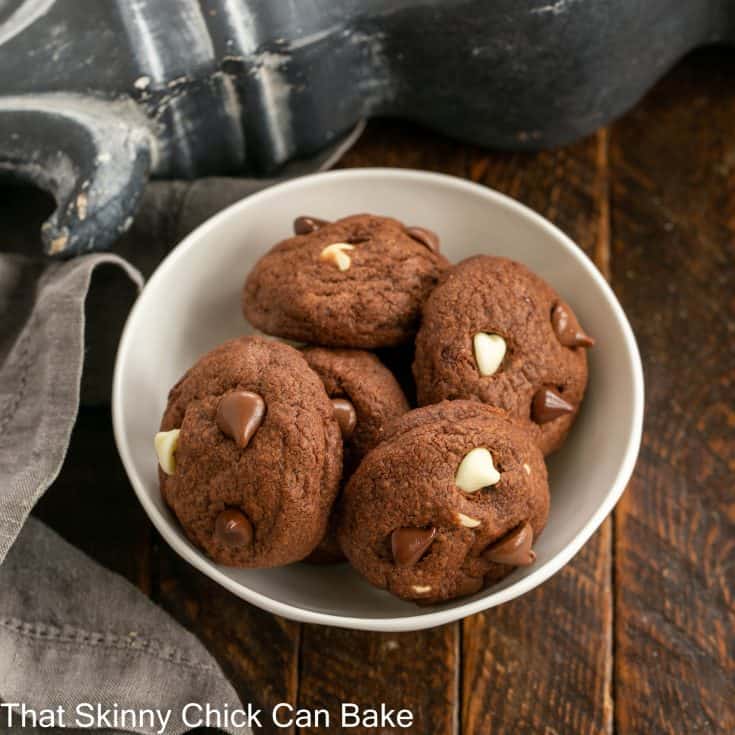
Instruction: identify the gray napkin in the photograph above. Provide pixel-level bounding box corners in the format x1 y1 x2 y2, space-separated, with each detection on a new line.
0 518 246 735
0 252 142 563
0 123 362 733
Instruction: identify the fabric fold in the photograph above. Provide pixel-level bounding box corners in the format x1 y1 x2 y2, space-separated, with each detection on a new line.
0 252 142 564
0 518 248 735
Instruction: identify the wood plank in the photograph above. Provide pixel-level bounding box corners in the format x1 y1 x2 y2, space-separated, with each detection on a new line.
460 130 614 735
156 549 301 735
609 48 735 735
296 124 468 735
298 623 459 734
463 525 613 735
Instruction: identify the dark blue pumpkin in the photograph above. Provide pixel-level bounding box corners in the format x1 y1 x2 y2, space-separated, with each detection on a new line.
0 0 731 255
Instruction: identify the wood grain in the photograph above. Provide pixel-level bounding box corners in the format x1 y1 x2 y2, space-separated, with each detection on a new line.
463 525 613 735
156 547 300 735
610 48 735 735
460 131 614 735
298 624 459 735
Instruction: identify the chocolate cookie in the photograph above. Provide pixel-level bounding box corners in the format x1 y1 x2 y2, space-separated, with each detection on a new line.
413 256 594 455
303 347 410 562
337 401 549 604
155 336 342 567
242 214 448 348
304 347 410 474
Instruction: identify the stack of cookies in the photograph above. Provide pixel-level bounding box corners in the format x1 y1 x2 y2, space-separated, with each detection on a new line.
154 214 594 605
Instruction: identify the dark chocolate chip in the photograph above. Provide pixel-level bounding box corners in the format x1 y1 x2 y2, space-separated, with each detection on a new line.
531 387 574 424
551 302 595 348
484 522 536 566
293 216 330 235
331 397 357 438
214 509 253 548
216 391 266 448
405 226 440 252
391 527 437 567
454 575 484 598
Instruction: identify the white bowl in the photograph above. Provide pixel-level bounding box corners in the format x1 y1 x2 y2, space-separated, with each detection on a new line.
113 168 644 632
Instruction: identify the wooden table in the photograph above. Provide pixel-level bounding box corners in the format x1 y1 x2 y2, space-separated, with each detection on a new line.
36 48 734 734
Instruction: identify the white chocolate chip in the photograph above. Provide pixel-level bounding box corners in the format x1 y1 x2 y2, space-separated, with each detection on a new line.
456 512 482 528
154 429 180 475
411 585 432 594
473 332 506 376
523 463 532 475
455 447 500 493
319 242 355 271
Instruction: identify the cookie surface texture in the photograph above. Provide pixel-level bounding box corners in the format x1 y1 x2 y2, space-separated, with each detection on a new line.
242 214 448 348
413 256 593 454
303 347 410 562
158 336 342 567
337 400 549 604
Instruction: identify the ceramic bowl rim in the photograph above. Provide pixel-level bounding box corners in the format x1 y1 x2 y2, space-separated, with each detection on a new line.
112 168 644 632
